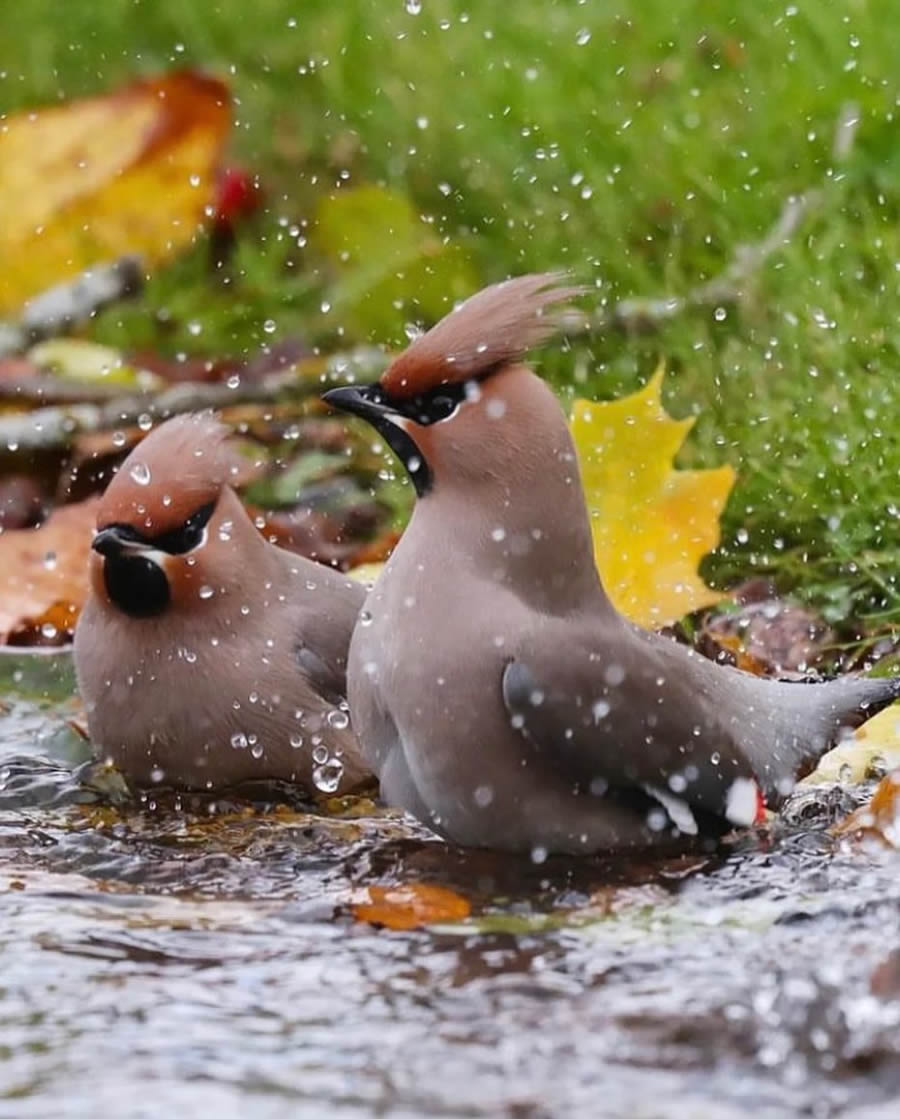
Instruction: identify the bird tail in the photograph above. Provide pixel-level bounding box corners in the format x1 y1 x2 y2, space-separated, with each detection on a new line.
754 673 900 803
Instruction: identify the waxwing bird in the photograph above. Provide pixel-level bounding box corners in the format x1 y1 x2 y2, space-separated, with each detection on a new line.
324 274 900 855
73 413 370 793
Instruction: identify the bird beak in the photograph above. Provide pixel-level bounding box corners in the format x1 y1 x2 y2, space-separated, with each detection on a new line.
322 383 397 423
91 525 151 558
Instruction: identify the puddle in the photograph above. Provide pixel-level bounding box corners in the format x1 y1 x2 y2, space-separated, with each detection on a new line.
1 651 899 1118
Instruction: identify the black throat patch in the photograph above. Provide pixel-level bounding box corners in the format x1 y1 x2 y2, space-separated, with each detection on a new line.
103 554 171 618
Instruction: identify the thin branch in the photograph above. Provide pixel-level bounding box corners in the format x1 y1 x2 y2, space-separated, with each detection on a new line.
0 257 144 360
561 101 861 336
0 348 387 455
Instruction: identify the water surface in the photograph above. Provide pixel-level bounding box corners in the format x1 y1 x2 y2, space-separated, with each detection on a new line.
1 652 899 1119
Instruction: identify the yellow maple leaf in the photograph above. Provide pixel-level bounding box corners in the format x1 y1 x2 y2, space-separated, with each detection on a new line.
571 363 735 628
0 71 230 313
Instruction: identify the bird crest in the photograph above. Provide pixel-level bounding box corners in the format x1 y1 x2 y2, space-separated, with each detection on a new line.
380 272 582 398
97 412 243 534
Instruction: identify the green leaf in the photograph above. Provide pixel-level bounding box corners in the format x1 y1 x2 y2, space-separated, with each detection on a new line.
313 185 479 340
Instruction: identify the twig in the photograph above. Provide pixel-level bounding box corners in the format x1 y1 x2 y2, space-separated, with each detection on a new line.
564 101 861 336
0 257 144 360
0 348 387 454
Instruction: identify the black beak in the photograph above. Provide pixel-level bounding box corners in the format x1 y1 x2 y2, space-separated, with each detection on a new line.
91 525 144 558
322 383 394 422
322 382 434 498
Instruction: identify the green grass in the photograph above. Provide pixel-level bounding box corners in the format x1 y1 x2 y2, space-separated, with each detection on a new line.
2 0 900 623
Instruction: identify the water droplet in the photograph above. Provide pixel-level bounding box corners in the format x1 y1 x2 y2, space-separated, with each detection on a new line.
111 430 127 447
360 609 373 627
405 0 422 12
714 306 728 322
198 585 215 600
230 732 248 750
250 741 265 759
150 766 165 784
187 320 202 336
326 706 350 730
530 844 548 864
290 733 304 749
575 27 591 45
263 319 277 334
40 622 58 640
43 551 57 570
474 784 494 807
313 756 344 793
491 526 506 542
604 664 626 686
129 462 151 486
592 699 610 722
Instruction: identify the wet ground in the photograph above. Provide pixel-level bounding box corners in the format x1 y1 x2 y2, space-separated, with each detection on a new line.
1 652 899 1119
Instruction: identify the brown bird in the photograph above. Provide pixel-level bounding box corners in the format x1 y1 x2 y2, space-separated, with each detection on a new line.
324 274 900 854
73 413 369 793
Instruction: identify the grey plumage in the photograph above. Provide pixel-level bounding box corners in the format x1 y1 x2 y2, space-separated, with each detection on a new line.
74 414 369 793
324 275 900 853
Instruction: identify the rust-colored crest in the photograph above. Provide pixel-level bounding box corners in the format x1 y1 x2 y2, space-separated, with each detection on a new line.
380 273 581 399
97 412 242 533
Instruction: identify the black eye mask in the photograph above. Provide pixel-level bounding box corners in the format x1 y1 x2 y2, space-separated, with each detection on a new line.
97 501 216 619
377 381 468 426
323 381 470 497
104 501 216 555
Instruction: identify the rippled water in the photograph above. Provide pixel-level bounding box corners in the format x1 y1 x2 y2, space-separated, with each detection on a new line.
2 651 899 1118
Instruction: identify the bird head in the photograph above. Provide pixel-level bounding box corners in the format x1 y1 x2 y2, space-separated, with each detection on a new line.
322 274 581 497
90 413 260 619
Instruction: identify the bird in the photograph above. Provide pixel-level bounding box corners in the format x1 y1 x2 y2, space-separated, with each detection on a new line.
323 273 900 855
73 412 370 794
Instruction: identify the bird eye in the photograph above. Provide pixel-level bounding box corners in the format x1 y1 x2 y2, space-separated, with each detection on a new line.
428 395 459 422
152 501 216 554
407 386 466 425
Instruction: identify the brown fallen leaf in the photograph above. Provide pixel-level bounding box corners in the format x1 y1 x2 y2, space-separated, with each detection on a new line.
0 70 230 313
0 498 97 643
702 598 833 676
0 476 45 530
257 501 381 569
833 770 900 848
351 883 471 930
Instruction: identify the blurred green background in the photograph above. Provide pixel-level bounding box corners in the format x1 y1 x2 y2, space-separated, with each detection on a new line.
2 0 899 623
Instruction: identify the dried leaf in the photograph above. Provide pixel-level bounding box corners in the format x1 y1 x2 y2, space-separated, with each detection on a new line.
351 882 471 930
833 770 900 847
0 498 97 643
28 339 161 389
702 599 833 676
571 363 735 628
0 71 230 313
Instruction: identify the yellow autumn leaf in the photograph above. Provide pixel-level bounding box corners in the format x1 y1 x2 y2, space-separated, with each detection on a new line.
571 363 735 628
0 70 230 313
805 703 900 785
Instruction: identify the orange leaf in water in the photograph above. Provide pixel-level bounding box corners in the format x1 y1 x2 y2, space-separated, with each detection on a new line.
571 363 735 628
351 883 471 930
0 70 230 313
834 770 900 848
0 498 97 644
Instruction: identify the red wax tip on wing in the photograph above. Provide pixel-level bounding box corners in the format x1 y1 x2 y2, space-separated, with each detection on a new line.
755 786 768 825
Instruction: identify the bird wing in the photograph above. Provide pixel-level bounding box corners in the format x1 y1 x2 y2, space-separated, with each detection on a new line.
501 642 764 835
